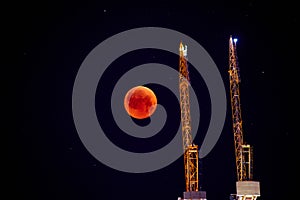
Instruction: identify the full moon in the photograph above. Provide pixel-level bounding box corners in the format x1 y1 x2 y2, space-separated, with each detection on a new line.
124 86 157 119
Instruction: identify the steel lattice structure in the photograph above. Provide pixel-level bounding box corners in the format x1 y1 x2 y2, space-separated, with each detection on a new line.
179 42 199 192
229 36 260 200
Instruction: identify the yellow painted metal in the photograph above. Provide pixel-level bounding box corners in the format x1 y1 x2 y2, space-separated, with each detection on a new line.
229 36 247 181
179 42 199 192
229 36 260 200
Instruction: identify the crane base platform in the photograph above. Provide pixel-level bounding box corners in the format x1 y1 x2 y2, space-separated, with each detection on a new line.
236 181 260 196
178 191 207 200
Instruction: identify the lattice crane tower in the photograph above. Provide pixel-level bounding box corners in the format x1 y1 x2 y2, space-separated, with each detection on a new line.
178 42 206 200
228 36 260 200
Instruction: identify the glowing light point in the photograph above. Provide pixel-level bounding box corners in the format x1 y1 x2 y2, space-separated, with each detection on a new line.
233 38 238 43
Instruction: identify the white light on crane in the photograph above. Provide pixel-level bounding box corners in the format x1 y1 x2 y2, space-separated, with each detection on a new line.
233 38 238 43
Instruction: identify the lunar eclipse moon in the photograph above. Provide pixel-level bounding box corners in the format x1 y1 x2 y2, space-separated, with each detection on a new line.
124 86 157 119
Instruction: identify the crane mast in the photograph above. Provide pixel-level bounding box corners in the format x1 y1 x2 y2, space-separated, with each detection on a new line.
228 36 260 200
229 36 247 181
178 42 206 200
179 42 198 192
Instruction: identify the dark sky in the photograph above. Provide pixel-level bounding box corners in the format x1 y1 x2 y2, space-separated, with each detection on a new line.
14 0 293 200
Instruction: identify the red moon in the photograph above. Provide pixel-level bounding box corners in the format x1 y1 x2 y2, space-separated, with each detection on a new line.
124 86 157 119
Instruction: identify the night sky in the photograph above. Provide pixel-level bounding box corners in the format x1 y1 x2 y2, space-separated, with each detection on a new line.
15 1 292 200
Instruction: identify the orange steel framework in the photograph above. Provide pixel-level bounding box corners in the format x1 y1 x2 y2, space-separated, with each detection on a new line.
178 42 206 200
228 36 260 200
179 42 198 192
